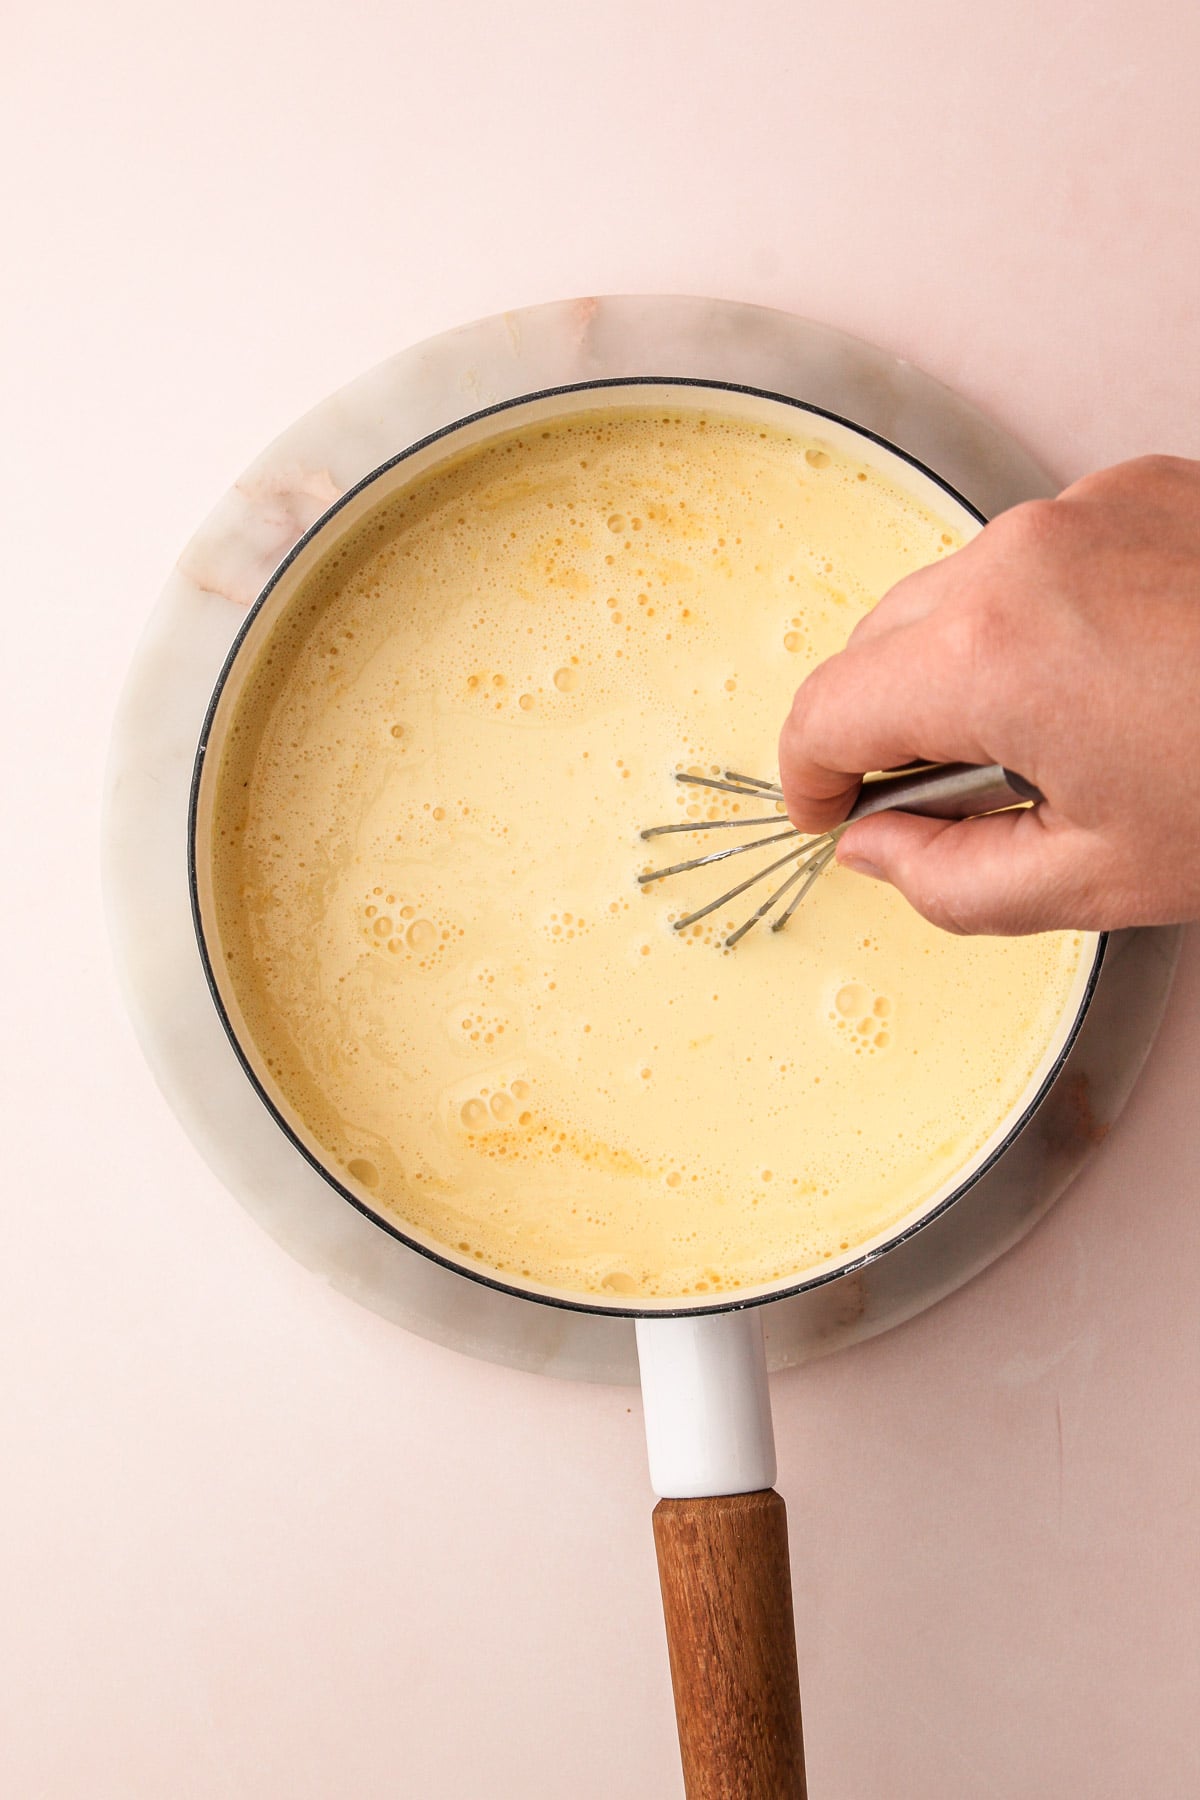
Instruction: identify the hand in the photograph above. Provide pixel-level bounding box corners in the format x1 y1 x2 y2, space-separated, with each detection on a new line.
777 455 1200 934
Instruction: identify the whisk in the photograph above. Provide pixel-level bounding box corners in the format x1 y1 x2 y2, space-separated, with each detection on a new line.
639 763 1042 948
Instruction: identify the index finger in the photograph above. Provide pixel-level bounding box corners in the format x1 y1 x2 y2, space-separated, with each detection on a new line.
777 613 997 833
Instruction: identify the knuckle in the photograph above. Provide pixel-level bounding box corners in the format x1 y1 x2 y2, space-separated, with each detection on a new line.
887 837 975 935
909 877 1025 936
905 881 976 936
1127 452 1188 482
932 601 978 667
993 496 1062 558
934 590 1016 686
1069 453 1185 505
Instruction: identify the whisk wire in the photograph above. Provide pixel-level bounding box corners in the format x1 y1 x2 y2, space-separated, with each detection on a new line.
639 769 835 946
639 825 799 886
768 841 837 933
640 813 784 841
723 862 811 949
673 840 826 931
722 771 784 795
673 773 783 800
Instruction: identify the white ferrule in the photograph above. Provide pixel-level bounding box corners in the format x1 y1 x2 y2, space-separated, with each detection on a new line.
635 1309 777 1499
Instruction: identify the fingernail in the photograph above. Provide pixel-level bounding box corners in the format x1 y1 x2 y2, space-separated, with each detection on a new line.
839 853 886 881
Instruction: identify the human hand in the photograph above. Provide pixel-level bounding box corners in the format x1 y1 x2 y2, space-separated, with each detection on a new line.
777 455 1200 934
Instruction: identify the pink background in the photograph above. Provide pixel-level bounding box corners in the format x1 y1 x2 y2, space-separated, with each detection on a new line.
3 3 1199 1794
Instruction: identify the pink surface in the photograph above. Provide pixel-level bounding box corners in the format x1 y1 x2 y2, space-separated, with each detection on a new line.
3 3 1199 1795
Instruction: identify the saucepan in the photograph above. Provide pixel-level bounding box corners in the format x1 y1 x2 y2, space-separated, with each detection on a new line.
185 378 1168 1798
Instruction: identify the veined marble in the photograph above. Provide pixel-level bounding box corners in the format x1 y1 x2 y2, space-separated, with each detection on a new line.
102 295 1178 1383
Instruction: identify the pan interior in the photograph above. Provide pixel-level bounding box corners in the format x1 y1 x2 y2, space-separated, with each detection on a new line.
194 385 1097 1314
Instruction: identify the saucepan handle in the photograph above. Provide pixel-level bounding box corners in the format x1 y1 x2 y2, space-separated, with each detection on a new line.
636 1313 807 1799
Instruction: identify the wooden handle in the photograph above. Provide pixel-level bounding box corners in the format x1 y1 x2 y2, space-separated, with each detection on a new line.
652 1489 807 1799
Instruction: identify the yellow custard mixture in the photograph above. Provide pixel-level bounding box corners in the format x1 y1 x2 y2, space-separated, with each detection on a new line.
209 408 1089 1300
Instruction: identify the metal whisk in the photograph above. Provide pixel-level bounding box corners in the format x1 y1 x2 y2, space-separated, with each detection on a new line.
639 763 1042 949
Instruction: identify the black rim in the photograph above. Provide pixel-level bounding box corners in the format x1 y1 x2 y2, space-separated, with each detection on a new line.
188 375 1107 1320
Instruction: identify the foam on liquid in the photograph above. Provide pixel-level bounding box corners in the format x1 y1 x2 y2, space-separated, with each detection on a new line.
209 408 1088 1300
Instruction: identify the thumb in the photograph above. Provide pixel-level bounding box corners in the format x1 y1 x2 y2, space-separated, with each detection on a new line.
835 807 1101 936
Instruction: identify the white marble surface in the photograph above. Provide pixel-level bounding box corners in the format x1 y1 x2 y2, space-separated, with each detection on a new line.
105 295 1142 1385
